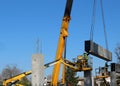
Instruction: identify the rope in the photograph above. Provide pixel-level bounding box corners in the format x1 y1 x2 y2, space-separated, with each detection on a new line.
90 0 96 41
100 0 109 50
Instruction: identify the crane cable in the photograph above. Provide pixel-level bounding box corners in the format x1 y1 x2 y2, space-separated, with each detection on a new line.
100 0 108 50
90 0 96 41
90 0 109 50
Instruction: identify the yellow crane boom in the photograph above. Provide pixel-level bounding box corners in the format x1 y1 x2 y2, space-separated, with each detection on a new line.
51 0 73 85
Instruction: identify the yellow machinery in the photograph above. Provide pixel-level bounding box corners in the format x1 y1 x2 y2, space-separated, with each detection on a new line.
2 59 61 86
2 70 31 86
15 84 23 86
3 0 92 85
95 63 110 86
95 63 109 79
3 0 73 85
95 67 109 79
51 0 92 85
51 0 73 85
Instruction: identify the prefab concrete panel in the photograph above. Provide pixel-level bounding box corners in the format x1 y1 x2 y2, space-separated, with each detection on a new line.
32 54 44 86
85 40 112 61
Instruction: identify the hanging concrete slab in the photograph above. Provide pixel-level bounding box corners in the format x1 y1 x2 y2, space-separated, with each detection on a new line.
85 40 112 61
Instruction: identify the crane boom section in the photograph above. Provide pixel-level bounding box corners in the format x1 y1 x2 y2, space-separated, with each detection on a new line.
51 0 73 85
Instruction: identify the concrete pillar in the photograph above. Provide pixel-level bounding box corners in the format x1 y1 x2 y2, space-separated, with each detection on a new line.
110 71 116 86
32 54 44 86
92 77 94 86
110 63 116 86
84 70 92 86
96 80 101 86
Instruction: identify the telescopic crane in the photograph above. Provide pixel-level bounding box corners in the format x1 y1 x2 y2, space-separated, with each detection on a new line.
51 0 93 85
51 0 73 85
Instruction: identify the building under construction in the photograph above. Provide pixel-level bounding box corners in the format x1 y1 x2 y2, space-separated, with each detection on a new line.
1 0 120 86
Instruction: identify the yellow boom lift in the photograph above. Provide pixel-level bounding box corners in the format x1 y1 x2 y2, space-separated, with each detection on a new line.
2 70 31 86
2 60 61 86
95 63 110 86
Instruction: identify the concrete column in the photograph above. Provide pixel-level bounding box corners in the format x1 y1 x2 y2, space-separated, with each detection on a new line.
92 77 94 86
32 54 44 86
96 80 101 86
110 63 116 86
84 70 92 86
110 71 116 86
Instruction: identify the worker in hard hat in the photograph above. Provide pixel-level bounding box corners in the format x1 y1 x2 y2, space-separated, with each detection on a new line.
82 52 89 67
77 55 83 60
76 55 83 69
83 52 89 60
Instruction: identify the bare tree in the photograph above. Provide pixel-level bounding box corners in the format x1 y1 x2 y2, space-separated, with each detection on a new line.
115 43 120 64
1 65 21 80
0 74 2 85
0 74 2 80
0 65 32 86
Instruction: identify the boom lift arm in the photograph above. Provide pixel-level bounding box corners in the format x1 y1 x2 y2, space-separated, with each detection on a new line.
2 60 61 86
95 63 110 86
51 0 73 85
2 70 32 86
95 63 109 79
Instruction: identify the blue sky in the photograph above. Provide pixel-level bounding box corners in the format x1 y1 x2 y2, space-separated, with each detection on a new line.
0 0 120 77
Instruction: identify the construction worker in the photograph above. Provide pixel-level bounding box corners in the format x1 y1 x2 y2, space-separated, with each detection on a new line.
82 52 89 67
77 52 89 60
77 55 83 69
83 52 89 60
76 52 89 69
